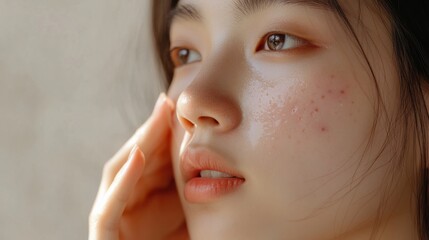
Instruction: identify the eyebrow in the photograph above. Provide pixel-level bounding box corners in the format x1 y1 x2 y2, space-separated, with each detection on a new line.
169 0 331 24
169 3 202 23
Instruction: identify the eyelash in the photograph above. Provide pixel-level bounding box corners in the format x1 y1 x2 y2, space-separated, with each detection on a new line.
170 33 308 68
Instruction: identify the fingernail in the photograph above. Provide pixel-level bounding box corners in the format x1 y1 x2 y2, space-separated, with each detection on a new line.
117 144 139 178
129 144 139 161
153 92 167 112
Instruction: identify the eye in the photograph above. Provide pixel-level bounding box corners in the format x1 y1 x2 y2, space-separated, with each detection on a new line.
170 48 202 68
258 33 308 52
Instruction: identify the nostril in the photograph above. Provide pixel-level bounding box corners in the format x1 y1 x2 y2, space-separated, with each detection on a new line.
179 116 195 130
198 116 219 126
178 115 220 132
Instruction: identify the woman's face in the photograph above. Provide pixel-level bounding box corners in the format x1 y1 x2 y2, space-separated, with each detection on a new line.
166 0 409 239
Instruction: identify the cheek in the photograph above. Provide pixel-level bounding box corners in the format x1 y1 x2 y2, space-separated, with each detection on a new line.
240 73 374 217
242 74 357 149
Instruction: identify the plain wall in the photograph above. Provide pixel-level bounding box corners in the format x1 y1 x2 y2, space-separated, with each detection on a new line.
0 0 163 239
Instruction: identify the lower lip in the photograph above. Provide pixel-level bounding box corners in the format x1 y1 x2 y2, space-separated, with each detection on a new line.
184 177 245 203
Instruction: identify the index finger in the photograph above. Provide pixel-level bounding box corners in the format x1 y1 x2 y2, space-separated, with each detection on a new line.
96 93 175 200
114 93 175 166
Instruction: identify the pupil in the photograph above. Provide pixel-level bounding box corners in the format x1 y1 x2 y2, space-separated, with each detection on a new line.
267 34 285 50
178 49 189 64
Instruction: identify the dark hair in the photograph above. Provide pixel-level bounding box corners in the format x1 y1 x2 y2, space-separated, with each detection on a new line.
151 0 429 239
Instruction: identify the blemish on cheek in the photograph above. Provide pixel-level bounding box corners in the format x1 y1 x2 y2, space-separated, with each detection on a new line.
291 106 299 114
310 107 320 117
320 127 328 132
321 85 350 103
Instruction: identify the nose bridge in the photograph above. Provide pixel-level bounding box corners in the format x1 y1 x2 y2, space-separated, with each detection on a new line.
176 43 244 134
200 39 246 90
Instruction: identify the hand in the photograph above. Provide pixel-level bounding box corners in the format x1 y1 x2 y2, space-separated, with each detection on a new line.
89 93 188 240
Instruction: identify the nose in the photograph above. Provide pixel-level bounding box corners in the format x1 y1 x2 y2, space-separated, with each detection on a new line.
176 83 242 134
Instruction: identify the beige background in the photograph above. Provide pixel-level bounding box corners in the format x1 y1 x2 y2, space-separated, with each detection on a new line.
0 0 164 239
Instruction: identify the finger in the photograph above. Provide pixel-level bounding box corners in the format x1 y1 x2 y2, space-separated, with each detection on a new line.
127 157 174 207
96 93 174 200
112 92 175 173
120 184 187 239
115 92 175 164
89 145 145 240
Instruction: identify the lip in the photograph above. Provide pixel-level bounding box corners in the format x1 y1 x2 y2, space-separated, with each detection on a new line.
180 146 245 203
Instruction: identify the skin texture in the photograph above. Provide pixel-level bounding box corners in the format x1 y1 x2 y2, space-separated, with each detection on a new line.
88 0 424 239
167 0 417 239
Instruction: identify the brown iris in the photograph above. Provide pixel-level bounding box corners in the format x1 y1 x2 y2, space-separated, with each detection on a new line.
171 48 190 67
266 34 286 51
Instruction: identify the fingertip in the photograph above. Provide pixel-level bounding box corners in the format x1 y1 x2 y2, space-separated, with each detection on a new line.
165 95 176 111
125 94 175 159
154 92 175 113
154 92 167 112
151 93 176 130
161 95 175 128
151 93 175 123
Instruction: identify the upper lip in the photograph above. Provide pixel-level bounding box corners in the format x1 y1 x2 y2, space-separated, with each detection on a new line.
180 146 245 182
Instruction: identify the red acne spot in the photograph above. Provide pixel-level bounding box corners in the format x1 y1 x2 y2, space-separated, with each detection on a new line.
315 108 319 112
340 90 346 94
321 127 327 132
321 95 325 99
328 89 333 94
310 100 315 104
